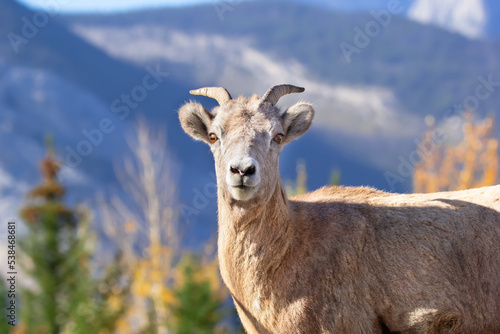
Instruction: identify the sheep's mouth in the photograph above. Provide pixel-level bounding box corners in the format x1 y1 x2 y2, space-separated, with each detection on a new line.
229 180 258 189
233 184 256 189
228 183 259 201
226 175 261 201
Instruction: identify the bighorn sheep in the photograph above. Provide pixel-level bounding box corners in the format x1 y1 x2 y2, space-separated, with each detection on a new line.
179 84 500 333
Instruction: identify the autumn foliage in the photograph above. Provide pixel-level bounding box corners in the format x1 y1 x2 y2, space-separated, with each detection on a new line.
414 112 499 193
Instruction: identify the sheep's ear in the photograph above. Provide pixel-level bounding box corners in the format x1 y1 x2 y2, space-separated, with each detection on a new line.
179 102 214 144
281 103 314 144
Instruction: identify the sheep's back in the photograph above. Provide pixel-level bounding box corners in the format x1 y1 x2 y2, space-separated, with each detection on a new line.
291 185 500 332
365 185 500 332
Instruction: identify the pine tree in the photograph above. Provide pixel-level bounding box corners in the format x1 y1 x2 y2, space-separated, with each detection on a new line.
167 254 226 334
18 142 128 333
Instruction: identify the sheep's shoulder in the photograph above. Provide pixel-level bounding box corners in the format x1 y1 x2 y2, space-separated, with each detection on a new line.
291 185 389 204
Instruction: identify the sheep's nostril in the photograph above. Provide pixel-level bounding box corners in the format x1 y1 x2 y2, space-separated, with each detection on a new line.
245 166 256 176
230 167 240 175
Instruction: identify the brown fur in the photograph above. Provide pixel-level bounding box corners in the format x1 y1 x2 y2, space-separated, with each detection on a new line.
218 185 500 333
179 88 500 334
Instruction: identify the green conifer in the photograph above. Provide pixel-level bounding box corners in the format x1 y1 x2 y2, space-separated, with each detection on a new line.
18 140 128 333
167 255 224 334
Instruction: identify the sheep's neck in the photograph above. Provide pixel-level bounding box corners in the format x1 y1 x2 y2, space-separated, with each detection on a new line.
217 178 291 302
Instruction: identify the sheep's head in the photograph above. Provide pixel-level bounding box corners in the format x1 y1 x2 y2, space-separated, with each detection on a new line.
179 84 314 203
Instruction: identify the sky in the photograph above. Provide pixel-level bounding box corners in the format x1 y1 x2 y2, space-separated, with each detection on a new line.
17 0 218 13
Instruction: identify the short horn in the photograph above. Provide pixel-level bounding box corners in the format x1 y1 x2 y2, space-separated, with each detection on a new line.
261 84 305 106
189 87 232 105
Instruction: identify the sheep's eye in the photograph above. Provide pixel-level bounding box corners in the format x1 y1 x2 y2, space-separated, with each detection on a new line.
209 133 218 143
274 133 284 144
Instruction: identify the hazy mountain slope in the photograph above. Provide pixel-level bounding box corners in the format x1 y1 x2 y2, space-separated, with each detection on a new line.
63 1 500 185
68 26 417 137
64 1 500 119
64 4 429 195
1 1 147 102
0 0 193 234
